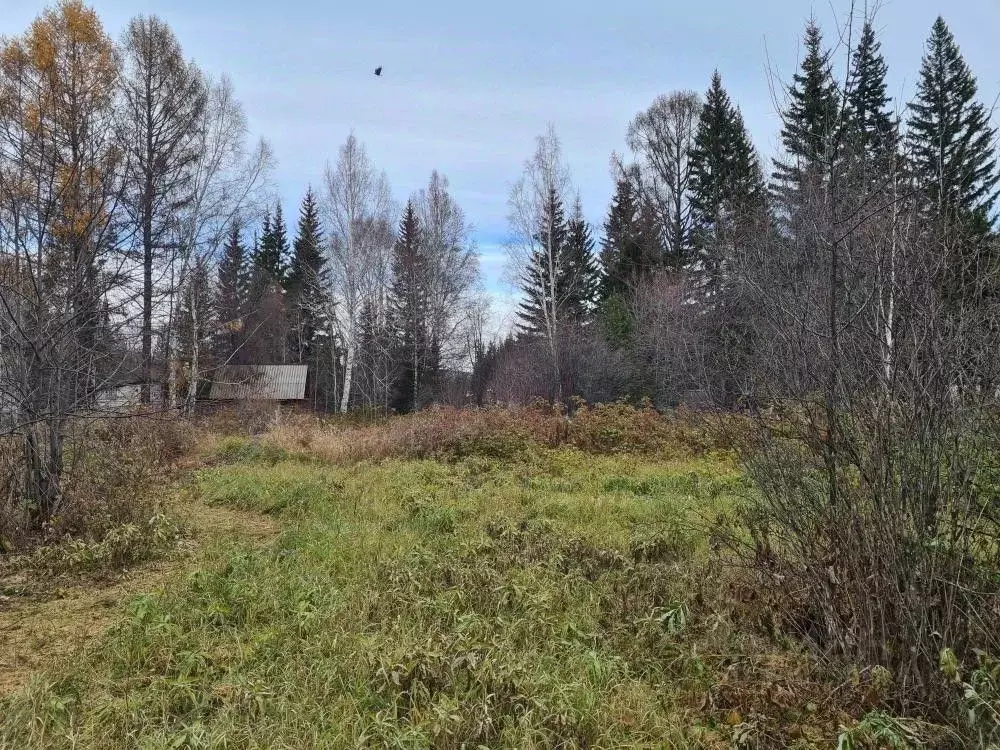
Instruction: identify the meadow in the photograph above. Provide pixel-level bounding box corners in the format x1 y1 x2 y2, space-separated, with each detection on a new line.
0 406 973 748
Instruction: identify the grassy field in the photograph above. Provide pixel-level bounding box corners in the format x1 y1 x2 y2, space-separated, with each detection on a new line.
0 414 907 748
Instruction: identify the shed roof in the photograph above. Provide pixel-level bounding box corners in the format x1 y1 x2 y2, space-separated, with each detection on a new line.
207 365 308 400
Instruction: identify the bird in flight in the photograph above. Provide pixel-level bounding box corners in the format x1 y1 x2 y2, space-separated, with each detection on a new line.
374 66 382 76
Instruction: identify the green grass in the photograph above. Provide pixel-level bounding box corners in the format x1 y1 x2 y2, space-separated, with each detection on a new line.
0 446 813 749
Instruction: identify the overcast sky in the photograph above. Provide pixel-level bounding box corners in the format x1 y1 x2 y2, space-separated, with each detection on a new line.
4 0 1000 331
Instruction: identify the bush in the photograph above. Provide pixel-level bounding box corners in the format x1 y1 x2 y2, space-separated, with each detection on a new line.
0 415 195 551
11 513 182 576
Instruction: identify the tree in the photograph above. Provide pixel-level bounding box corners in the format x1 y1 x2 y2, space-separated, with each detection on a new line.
0 0 129 525
214 218 248 363
562 199 600 320
324 134 394 413
599 179 651 301
244 207 288 363
508 125 580 401
172 75 273 413
771 20 841 217
688 71 767 300
286 187 327 366
515 185 568 337
120 15 207 404
251 204 287 285
625 91 701 265
845 21 896 177
907 17 998 234
388 201 426 412
176 254 214 397
413 170 480 379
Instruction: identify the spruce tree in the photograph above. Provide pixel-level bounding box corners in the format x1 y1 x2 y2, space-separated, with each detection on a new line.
689 72 734 239
287 188 327 363
251 205 286 286
245 207 288 362
561 199 600 320
272 202 290 276
846 22 896 173
597 179 662 303
215 219 247 362
388 201 426 412
517 187 568 337
598 179 638 303
907 17 998 232
771 20 841 213
689 71 767 300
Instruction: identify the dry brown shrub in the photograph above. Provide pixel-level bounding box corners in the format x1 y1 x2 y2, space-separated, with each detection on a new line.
0 414 196 548
262 401 734 465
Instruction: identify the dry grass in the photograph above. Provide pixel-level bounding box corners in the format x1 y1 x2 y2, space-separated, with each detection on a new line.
257 401 737 468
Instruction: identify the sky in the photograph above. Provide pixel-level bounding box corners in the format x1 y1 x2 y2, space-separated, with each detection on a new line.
3 0 1000 332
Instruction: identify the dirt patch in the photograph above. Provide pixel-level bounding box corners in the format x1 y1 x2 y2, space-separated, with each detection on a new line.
0 499 278 698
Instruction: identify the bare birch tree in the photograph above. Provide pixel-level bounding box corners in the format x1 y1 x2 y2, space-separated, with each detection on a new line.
323 134 393 413
624 91 701 264
506 124 573 401
119 15 207 404
173 75 272 414
414 170 481 369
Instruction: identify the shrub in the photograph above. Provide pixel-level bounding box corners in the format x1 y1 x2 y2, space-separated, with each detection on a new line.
0 415 195 551
11 513 182 576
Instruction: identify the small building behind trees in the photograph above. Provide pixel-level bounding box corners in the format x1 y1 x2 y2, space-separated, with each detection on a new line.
206 365 309 402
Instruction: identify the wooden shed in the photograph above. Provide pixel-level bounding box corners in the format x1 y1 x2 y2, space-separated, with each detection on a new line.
207 365 308 401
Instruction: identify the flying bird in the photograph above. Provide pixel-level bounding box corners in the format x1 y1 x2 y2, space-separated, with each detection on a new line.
374 66 382 76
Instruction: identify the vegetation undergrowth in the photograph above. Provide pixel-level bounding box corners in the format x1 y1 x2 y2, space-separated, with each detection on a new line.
1 407 989 747
0 411 864 748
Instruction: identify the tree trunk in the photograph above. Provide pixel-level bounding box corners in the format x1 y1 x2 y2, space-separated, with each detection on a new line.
23 421 63 526
184 282 200 416
340 339 355 413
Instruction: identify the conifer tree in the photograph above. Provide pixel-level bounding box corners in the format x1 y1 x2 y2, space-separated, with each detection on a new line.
598 179 639 303
388 201 427 412
214 219 248 362
245 206 288 362
517 187 568 336
907 17 998 233
846 22 896 174
598 179 662 303
561 199 600 319
771 20 841 214
689 71 767 299
252 204 287 284
287 188 327 363
272 202 290 275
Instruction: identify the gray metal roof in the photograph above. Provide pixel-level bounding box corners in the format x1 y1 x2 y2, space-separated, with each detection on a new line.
207 365 308 400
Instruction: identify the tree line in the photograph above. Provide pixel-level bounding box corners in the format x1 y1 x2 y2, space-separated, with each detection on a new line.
0 1 488 525
1 1 998 532
483 13 997 414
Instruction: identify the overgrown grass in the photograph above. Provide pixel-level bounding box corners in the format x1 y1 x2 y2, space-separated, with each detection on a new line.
1 408 969 747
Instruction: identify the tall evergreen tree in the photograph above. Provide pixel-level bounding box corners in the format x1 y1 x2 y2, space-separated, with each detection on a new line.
597 179 662 303
561 199 600 319
272 202 290 275
689 71 767 299
287 188 327 364
214 219 248 363
846 22 896 173
517 187 568 336
245 207 288 362
907 17 998 233
251 205 286 285
771 20 841 214
388 201 427 412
